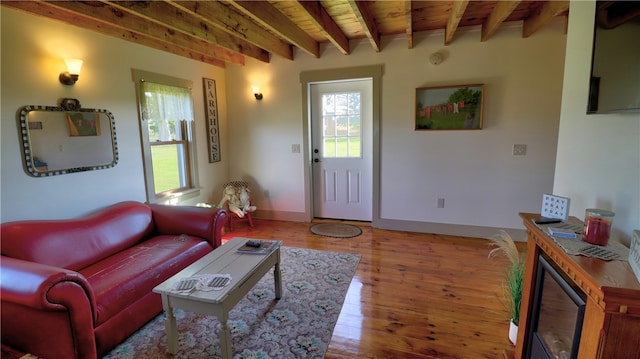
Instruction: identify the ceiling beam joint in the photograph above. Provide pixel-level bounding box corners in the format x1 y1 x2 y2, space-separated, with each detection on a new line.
523 1 569 38
296 0 350 55
481 1 521 42
347 0 381 52
445 0 470 45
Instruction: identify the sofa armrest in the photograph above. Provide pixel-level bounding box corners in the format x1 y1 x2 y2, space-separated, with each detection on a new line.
149 204 228 249
1 256 96 310
1 256 98 358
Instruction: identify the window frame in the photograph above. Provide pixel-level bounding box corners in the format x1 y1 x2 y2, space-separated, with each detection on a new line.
132 69 200 203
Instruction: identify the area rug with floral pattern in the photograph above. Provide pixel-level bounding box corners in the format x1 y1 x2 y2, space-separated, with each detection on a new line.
103 246 360 359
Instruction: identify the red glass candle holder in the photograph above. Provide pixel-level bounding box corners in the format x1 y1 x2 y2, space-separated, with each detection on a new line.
582 209 614 246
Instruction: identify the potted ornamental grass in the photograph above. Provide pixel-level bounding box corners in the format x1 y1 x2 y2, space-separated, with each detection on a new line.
488 230 525 344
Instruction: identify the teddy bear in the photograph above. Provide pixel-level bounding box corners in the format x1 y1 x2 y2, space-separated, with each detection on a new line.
218 182 256 218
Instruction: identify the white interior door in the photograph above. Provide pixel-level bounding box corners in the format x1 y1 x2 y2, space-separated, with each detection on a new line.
310 79 372 221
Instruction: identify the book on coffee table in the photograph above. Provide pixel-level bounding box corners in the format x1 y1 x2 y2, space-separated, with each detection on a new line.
236 240 279 254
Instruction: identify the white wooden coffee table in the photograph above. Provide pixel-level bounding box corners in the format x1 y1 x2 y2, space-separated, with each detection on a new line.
153 237 282 358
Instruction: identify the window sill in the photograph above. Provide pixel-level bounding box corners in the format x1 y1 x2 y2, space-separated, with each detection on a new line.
152 188 200 205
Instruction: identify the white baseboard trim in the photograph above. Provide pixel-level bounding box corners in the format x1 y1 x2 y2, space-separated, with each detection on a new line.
252 210 308 222
373 218 527 241
253 210 527 241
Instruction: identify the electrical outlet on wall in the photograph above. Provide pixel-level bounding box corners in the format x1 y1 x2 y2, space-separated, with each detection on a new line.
291 144 301 153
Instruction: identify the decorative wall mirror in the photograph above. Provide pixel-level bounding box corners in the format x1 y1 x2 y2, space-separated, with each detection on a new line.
18 98 118 177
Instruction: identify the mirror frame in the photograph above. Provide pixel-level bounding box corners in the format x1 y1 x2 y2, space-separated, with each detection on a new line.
18 104 118 177
587 1 640 114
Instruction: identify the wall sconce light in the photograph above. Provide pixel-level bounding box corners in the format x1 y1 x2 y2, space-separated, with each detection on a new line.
59 58 83 86
252 85 263 100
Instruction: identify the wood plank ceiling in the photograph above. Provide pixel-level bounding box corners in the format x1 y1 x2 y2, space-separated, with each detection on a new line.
3 1 570 68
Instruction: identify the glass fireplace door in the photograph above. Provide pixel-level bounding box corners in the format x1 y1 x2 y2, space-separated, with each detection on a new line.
527 255 586 359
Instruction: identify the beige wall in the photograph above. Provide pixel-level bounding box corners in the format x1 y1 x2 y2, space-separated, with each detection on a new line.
7 4 632 241
1 7 228 221
226 20 568 236
554 1 639 241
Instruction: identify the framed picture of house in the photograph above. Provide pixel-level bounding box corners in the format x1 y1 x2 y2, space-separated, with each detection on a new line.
415 84 484 130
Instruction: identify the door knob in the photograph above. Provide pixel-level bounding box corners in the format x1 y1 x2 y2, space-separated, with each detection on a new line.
314 158 320 163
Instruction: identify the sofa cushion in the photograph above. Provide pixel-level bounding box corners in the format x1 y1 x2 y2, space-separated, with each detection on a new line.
81 234 212 326
1 202 155 271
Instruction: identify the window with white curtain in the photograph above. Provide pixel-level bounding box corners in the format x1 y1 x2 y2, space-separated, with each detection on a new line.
133 70 199 203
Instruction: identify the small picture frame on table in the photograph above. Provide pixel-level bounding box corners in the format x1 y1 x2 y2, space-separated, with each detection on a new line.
541 193 570 221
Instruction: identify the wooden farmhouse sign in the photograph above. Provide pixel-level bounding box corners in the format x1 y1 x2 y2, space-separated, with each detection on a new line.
203 78 221 163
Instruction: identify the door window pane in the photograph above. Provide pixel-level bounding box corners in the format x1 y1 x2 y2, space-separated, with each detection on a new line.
336 115 348 136
348 137 361 157
324 138 336 157
321 91 362 158
324 116 336 136
349 115 361 136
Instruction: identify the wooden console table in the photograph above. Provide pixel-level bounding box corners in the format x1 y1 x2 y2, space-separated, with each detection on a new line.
511 213 640 359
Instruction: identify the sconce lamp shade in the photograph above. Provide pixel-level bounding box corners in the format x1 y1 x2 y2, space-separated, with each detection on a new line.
59 58 83 85
65 59 83 74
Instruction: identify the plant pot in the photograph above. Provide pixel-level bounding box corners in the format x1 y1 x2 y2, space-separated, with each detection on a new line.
509 319 518 345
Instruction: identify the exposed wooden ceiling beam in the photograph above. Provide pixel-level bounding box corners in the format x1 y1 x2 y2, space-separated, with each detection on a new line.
169 1 293 61
228 0 319 59
2 0 571 67
296 0 350 55
445 0 470 45
404 1 413 49
3 1 231 68
481 1 521 42
523 0 569 38
49 1 242 66
107 1 269 63
347 0 381 52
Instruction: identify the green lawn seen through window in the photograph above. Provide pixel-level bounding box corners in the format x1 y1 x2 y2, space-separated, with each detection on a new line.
324 137 361 157
151 145 181 193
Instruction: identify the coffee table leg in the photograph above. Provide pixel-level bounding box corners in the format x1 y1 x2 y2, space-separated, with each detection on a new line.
218 311 233 359
162 295 178 354
274 250 282 299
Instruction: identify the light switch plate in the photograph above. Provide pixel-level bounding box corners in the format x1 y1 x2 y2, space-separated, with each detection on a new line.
513 144 527 156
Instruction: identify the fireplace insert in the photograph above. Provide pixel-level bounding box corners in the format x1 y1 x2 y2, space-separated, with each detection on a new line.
525 254 587 359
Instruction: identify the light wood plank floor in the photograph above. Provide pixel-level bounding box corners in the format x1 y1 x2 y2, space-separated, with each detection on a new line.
223 219 519 359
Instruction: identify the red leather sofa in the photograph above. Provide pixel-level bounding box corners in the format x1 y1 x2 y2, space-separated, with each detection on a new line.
1 201 227 359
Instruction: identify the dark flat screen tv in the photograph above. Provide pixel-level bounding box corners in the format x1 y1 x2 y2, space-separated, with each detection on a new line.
587 1 640 114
